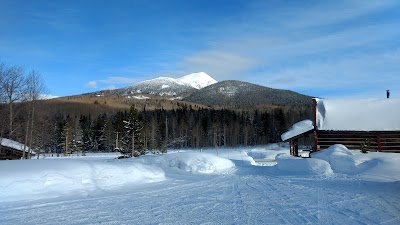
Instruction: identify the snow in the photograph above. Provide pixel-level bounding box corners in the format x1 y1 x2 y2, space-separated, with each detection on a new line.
132 95 150 99
178 72 217 89
1 146 399 224
313 144 400 182
276 154 333 176
282 98 400 140
0 137 34 154
316 98 400 131
136 152 235 174
281 119 314 141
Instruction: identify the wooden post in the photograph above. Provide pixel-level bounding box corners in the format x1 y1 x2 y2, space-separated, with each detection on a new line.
314 131 318 152
290 140 293 156
377 134 382 152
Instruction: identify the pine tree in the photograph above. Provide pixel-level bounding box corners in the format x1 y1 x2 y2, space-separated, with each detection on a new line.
120 106 144 157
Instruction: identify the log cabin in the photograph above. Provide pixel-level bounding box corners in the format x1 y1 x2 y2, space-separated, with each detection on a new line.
282 98 400 156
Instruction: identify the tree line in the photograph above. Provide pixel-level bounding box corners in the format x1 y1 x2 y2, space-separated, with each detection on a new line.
30 105 310 157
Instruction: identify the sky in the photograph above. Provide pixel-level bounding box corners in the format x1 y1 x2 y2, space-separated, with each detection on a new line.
1 0 400 99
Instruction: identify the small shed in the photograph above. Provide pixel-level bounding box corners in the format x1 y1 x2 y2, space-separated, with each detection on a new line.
282 98 400 156
0 138 35 160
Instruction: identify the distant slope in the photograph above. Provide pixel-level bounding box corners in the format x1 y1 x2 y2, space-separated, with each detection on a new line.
183 80 312 109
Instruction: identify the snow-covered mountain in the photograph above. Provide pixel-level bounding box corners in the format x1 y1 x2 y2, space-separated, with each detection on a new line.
114 72 217 98
177 72 217 89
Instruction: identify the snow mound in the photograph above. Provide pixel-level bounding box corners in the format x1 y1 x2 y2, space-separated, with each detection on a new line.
312 144 356 174
313 144 400 181
281 120 313 141
139 152 235 174
0 159 165 202
247 147 287 161
276 153 333 176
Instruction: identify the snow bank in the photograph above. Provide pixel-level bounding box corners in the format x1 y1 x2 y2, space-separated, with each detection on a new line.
312 144 356 174
247 145 288 160
275 153 333 176
138 152 235 174
0 158 165 202
312 144 400 181
281 120 313 141
356 153 400 182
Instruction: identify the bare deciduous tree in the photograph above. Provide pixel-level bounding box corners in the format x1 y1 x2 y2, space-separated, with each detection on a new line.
0 64 26 139
25 70 46 159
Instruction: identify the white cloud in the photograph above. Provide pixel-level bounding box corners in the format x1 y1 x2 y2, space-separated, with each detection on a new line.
259 49 400 98
85 81 97 88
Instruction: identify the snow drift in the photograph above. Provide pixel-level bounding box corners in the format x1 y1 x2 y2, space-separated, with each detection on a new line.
275 153 333 176
0 158 165 202
313 144 400 182
138 152 235 174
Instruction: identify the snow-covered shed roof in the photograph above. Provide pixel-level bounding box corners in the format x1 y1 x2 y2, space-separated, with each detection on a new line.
0 138 34 154
281 120 314 141
316 98 400 131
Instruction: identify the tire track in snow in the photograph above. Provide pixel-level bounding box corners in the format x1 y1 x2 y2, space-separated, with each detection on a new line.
1 173 399 224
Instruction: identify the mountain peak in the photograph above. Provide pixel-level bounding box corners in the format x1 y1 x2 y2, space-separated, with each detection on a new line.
178 72 217 89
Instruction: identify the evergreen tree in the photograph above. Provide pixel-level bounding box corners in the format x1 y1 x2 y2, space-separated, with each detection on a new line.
120 106 144 157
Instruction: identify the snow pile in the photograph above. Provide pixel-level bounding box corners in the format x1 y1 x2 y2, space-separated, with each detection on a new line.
312 144 400 181
356 153 400 182
275 153 333 176
0 158 165 202
139 152 235 174
178 72 217 89
247 144 288 160
312 144 356 174
316 98 400 131
281 120 314 141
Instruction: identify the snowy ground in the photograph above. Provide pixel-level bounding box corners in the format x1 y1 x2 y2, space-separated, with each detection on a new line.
1 144 399 224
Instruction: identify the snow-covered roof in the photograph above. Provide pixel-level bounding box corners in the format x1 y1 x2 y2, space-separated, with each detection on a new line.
316 98 400 131
281 120 314 141
0 137 35 154
282 98 400 141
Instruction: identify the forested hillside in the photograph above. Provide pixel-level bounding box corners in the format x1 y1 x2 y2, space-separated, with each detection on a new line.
184 80 312 109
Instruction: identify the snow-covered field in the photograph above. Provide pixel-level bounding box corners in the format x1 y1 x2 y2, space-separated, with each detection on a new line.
1 144 399 224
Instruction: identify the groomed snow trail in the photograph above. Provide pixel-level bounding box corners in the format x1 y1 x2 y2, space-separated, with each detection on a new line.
1 169 399 225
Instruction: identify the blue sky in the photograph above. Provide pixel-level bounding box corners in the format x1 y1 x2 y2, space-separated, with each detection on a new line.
1 0 399 98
